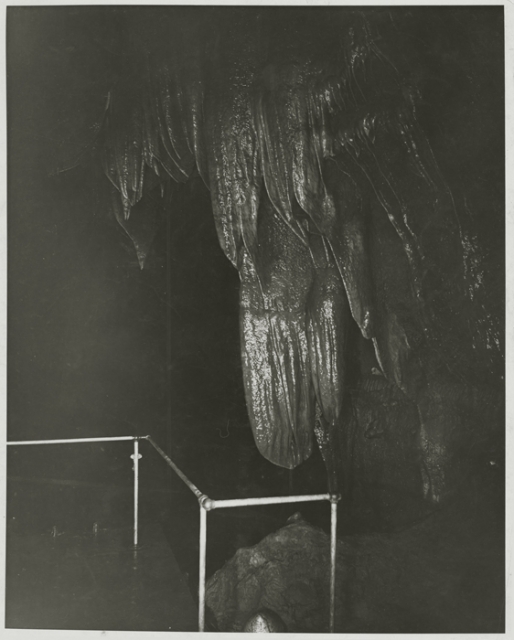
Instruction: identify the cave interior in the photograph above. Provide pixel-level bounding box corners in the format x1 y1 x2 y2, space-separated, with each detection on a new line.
6 5 505 634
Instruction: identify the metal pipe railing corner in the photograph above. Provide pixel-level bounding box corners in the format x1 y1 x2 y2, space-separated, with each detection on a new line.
7 434 342 632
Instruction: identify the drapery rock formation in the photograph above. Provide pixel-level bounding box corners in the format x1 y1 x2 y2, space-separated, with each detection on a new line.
54 8 502 510
91 8 502 506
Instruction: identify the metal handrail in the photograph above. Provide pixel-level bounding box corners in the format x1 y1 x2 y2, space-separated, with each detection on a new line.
7 436 137 445
205 494 332 509
145 436 205 501
7 435 142 546
145 434 340 632
7 434 340 632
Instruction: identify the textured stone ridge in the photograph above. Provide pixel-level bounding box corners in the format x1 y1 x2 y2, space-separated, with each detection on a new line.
206 474 503 634
206 514 334 633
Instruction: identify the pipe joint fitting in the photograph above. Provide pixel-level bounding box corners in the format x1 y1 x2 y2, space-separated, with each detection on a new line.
199 496 215 511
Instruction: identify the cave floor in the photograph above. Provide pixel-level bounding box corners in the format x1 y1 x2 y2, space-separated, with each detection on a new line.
5 434 326 633
5 431 504 633
5 522 197 631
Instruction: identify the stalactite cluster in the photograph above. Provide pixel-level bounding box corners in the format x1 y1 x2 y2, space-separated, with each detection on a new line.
96 8 501 501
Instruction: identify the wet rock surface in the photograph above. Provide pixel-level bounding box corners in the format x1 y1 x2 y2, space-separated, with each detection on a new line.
90 6 503 509
206 466 504 633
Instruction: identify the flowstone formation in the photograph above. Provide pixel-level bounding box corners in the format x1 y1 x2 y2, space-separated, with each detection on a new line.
94 8 502 508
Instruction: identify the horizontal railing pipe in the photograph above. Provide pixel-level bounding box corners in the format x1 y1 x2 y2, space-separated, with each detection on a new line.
7 436 138 446
206 493 332 510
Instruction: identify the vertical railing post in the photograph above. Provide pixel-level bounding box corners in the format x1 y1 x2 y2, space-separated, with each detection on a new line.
329 496 339 633
198 504 207 632
131 439 140 547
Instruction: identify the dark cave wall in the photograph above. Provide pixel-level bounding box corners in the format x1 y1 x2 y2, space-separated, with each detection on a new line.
8 171 164 442
7 8 244 481
6 10 256 493
8 170 243 480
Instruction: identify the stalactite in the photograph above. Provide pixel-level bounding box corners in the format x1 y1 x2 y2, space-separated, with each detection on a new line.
95 9 493 501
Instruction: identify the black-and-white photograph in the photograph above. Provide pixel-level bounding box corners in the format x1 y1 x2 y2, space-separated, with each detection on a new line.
5 3 506 635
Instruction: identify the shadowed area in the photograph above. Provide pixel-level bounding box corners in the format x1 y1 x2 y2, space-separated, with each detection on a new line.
6 522 197 631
